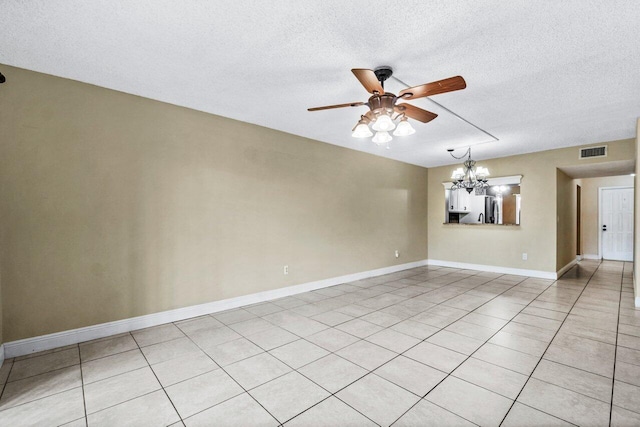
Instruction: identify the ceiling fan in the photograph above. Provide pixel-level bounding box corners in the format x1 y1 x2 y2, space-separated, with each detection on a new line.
308 67 466 146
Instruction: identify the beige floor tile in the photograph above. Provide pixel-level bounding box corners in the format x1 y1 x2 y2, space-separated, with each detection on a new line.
132 324 185 347
532 359 612 402
0 387 85 427
360 311 403 327
189 326 243 349
390 319 440 340
269 339 329 369
175 316 224 336
150 351 218 387
285 396 376 426
244 302 283 316
278 316 329 337
229 318 277 336
374 356 446 396
84 366 160 414
617 346 640 366
184 393 278 427
140 337 201 365
404 342 467 373
335 319 384 339
611 405 640 427
453 357 527 399
310 310 353 326
246 327 298 351
488 331 548 357
544 334 615 378
365 329 420 353
0 365 81 410
250 371 329 423
0 362 12 385
213 309 257 325
336 340 396 371
166 369 244 418
615 360 640 387
87 390 180 427
394 399 475 427
14 344 78 362
298 354 367 393
9 348 80 381
501 322 555 343
204 337 264 366
305 328 360 352
336 374 420 426
81 349 147 384
613 380 640 414
461 313 509 330
425 376 513 427
512 313 562 331
618 333 640 351
445 320 497 341
518 378 610 426
225 352 291 389
80 335 138 362
61 417 87 427
501 402 573 427
426 330 484 356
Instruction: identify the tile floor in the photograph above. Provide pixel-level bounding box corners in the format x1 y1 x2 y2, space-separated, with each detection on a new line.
0 260 639 426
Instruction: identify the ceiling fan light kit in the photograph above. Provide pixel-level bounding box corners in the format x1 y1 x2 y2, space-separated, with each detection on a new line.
308 66 466 148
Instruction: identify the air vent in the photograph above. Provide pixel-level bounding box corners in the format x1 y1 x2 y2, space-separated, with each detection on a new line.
579 146 607 159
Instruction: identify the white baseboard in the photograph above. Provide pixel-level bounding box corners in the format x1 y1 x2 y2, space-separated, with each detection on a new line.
3 259 428 358
582 254 600 260
636 297 640 308
556 258 579 279
426 259 557 280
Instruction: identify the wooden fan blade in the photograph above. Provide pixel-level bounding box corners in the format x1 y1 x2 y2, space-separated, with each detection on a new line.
352 69 384 94
399 76 466 100
395 103 438 123
308 102 366 111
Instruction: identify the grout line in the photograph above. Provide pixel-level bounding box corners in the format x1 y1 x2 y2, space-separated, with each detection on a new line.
497 260 604 426
608 261 625 426
0 360 15 402
388 275 564 425
129 332 185 425
76 344 89 426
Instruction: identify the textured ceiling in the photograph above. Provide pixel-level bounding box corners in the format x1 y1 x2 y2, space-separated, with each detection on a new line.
1 1 639 167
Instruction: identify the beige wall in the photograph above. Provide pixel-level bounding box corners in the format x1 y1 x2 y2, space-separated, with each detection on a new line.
636 118 640 298
578 175 634 257
427 139 635 274
556 170 576 271
0 66 429 342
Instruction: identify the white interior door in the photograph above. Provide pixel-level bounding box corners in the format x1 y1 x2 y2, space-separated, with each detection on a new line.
601 187 634 261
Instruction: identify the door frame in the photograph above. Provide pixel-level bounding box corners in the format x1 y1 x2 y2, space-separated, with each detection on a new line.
598 185 634 260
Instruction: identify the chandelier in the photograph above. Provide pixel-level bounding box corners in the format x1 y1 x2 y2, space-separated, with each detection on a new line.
449 148 490 193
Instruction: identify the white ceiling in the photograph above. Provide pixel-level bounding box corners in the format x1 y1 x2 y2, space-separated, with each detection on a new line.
1 1 639 167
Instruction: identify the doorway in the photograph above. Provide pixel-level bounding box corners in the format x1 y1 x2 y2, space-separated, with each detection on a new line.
576 185 581 256
599 186 634 261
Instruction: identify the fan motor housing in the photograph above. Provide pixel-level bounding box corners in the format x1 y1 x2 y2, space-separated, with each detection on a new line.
368 93 395 114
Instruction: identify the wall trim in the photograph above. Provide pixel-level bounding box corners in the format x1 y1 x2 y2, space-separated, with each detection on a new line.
426 259 557 280
582 253 600 260
3 259 428 358
636 297 640 308
556 258 579 279
0 344 4 367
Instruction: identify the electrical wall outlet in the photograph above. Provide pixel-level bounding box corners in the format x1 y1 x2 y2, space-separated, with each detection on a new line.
283 265 289 275
522 253 528 261
395 250 399 258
